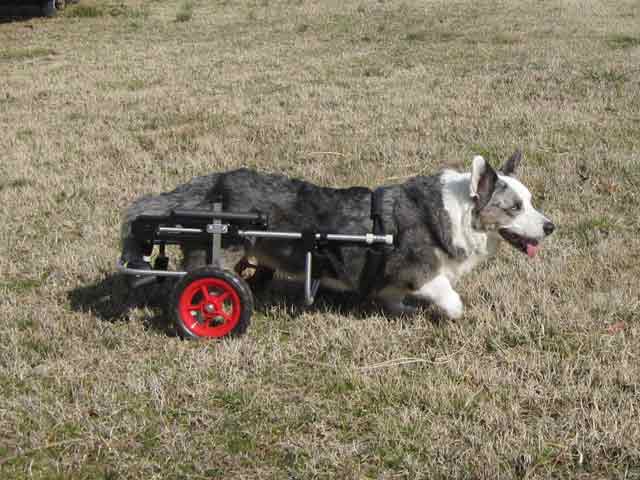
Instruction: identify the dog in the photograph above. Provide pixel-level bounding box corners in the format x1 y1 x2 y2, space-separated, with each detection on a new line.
120 150 554 318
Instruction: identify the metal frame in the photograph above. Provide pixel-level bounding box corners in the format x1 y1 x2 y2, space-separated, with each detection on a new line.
117 203 393 306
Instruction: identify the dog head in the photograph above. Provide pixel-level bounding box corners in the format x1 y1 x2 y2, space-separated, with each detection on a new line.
470 150 554 257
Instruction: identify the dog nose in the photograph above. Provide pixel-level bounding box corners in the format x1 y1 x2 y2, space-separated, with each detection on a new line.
543 221 555 236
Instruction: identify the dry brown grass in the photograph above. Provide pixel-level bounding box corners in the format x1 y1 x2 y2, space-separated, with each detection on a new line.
1 0 640 478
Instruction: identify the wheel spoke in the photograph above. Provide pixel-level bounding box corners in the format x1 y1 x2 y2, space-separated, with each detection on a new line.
200 286 210 301
216 291 230 302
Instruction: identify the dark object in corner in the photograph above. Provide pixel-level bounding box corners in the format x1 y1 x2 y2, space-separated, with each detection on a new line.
0 0 78 18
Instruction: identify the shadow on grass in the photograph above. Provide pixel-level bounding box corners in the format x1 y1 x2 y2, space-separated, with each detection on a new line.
67 274 175 336
67 274 387 337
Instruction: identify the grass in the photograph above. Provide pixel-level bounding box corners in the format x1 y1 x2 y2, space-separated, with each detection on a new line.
64 1 149 19
606 33 640 50
1 0 639 478
176 1 193 22
0 47 56 61
64 4 104 18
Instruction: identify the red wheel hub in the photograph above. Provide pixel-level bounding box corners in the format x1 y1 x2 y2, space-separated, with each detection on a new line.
178 277 242 338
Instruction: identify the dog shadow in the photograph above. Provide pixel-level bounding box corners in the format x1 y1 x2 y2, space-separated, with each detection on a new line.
67 274 384 337
67 274 175 335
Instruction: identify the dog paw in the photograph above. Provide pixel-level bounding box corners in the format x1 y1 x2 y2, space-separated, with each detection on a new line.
382 301 417 318
443 293 464 319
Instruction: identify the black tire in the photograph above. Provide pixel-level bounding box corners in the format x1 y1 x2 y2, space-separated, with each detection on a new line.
42 0 56 16
172 267 253 339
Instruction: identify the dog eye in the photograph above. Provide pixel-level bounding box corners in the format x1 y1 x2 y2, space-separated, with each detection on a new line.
510 202 522 212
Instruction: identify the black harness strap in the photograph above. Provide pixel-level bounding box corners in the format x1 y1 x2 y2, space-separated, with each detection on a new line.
305 188 394 297
309 232 350 283
358 187 391 298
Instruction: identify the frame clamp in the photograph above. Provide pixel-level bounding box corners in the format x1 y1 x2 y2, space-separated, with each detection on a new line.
206 223 229 235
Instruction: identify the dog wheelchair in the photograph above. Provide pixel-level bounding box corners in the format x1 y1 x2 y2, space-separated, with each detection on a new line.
116 199 393 339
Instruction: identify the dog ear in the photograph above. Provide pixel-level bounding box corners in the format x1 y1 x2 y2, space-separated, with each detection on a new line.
500 149 522 176
470 155 498 209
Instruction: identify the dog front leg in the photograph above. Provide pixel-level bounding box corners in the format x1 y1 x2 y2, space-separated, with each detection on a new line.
412 275 463 319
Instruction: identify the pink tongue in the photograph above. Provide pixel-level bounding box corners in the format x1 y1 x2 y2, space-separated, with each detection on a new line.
526 243 540 258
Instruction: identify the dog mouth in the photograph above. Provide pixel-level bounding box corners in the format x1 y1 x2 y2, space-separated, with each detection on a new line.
499 229 540 258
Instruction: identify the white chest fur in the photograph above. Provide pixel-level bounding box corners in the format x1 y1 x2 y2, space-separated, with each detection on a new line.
438 170 497 284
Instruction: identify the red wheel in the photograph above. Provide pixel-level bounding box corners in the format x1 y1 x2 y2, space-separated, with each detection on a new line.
172 268 253 339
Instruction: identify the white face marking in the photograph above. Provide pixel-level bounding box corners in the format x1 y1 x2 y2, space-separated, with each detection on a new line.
499 175 550 240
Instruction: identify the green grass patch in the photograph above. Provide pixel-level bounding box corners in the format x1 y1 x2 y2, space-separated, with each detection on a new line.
606 34 640 49
65 3 148 19
587 68 628 84
1 48 56 61
0 178 35 192
405 30 429 42
21 337 61 365
469 144 504 166
16 128 35 142
0 277 44 294
124 79 147 91
564 215 618 248
65 4 104 18
176 1 194 22
492 33 521 45
136 134 156 152
107 4 149 18
98 78 154 92
524 149 553 167
225 430 257 455
404 29 457 43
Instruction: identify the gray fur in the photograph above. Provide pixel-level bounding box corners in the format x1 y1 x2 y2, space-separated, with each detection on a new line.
204 169 373 286
121 168 455 294
378 174 464 292
120 173 220 262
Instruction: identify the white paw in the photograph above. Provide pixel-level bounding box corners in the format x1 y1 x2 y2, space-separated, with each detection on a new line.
443 293 464 319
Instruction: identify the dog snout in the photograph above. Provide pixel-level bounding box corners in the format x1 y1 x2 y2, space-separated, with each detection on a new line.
543 221 555 236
